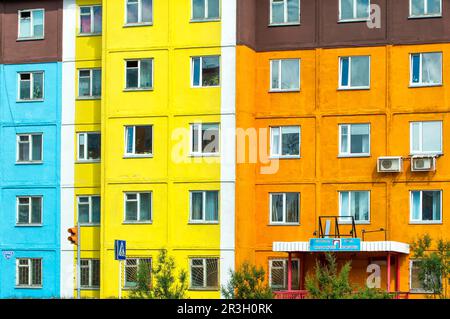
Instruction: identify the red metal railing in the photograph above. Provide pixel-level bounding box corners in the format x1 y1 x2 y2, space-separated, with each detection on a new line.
274 290 410 299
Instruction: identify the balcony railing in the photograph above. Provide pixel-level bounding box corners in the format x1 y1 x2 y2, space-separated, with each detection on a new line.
274 290 410 299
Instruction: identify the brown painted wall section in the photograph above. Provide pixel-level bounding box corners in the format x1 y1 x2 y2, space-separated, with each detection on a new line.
238 0 450 51
0 0 62 64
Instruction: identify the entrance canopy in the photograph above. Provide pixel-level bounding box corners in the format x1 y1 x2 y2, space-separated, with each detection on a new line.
273 240 410 254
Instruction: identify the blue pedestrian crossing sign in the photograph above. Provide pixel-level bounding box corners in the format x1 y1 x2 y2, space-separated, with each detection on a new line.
115 240 126 260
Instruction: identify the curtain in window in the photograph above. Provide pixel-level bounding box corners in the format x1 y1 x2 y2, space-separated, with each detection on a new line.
281 127 300 156
340 125 349 153
340 58 349 86
356 0 370 18
92 196 101 223
78 200 90 224
140 60 152 88
18 199 29 224
271 60 280 89
20 75 31 100
281 60 299 90
432 191 441 221
411 122 421 152
422 121 441 153
80 7 91 33
92 70 101 96
142 0 153 22
208 0 220 18
350 56 370 87
271 0 284 23
93 6 102 33
350 124 369 154
31 198 41 224
32 135 42 161
127 0 139 23
287 0 300 22
422 53 442 84
125 196 138 221
193 0 205 19
191 192 203 220
139 193 151 221
286 193 299 223
340 192 350 218
126 127 133 153
205 191 218 221
126 61 139 88
271 127 280 155
19 13 31 38
271 194 284 222
33 73 43 99
411 191 421 221
351 191 369 221
79 71 91 96
33 10 44 37
19 139 30 161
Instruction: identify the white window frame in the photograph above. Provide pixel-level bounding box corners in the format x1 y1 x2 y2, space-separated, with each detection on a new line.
191 56 221 88
189 258 219 290
77 195 101 226
268 258 301 290
190 123 220 156
269 193 300 225
409 121 443 155
189 191 220 223
78 69 101 98
16 196 43 226
124 0 153 26
338 0 371 22
16 258 43 288
124 125 153 157
338 123 371 157
80 259 100 289
409 0 442 18
409 190 443 224
16 133 43 163
79 5 102 35
18 71 45 101
17 9 45 40
191 0 221 21
270 126 301 158
124 59 154 90
338 56 371 90
123 257 152 288
269 0 301 26
270 59 301 92
409 52 443 87
338 190 371 224
123 192 153 223
77 132 101 162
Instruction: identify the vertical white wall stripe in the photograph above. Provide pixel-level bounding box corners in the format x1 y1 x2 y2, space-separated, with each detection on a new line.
60 0 76 298
220 0 237 297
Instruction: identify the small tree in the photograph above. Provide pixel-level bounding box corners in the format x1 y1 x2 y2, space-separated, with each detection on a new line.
222 262 273 299
411 234 450 299
129 250 189 299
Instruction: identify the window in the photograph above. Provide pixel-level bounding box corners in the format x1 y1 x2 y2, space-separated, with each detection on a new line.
339 56 370 89
339 0 370 21
269 259 300 290
410 53 442 86
410 0 442 17
191 123 220 155
190 258 219 289
339 191 370 223
270 59 300 92
124 258 152 288
410 260 441 293
410 190 442 223
270 126 300 158
270 193 300 224
124 192 152 222
80 259 100 288
126 0 152 25
190 191 219 223
18 9 44 39
192 0 220 21
125 59 153 90
16 258 42 287
17 134 43 163
192 56 220 87
17 196 42 225
18 72 44 100
78 196 100 225
78 132 101 161
339 124 370 156
78 69 101 98
79 5 102 34
270 0 300 25
410 121 442 155
125 126 153 156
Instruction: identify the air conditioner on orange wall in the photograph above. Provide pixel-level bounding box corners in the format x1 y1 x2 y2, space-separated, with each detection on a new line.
411 155 436 172
377 156 403 173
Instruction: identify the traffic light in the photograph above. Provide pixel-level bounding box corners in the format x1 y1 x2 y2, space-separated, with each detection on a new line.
68 227 78 245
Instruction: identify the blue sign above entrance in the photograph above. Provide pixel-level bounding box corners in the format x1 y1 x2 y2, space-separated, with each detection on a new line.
309 238 361 252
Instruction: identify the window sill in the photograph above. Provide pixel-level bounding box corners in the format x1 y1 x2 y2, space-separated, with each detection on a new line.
76 96 101 101
190 18 221 23
269 223 300 226
409 290 436 294
122 222 153 225
16 99 44 103
191 85 221 89
123 155 153 159
80 287 100 290
15 162 43 165
337 87 370 91
77 33 102 37
409 221 442 225
339 221 371 225
16 37 45 42
268 22 301 27
79 224 100 227
338 18 370 23
15 224 43 227
269 89 300 93
76 160 101 164
189 153 220 158
189 287 219 292
269 155 301 160
409 83 442 88
123 22 153 28
408 14 442 19
15 286 42 289
123 88 153 92
338 154 371 158
188 221 220 225
410 152 442 157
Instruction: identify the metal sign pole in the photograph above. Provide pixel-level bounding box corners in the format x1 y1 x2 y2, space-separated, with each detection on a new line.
77 222 81 299
118 260 122 299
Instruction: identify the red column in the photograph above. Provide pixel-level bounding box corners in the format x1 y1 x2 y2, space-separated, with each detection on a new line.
395 255 400 292
287 253 292 291
387 253 391 293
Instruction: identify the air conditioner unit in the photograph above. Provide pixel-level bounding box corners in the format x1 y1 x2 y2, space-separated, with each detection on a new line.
377 156 403 173
411 155 436 172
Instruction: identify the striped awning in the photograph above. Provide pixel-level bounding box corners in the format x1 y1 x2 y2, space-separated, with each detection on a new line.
273 241 410 254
